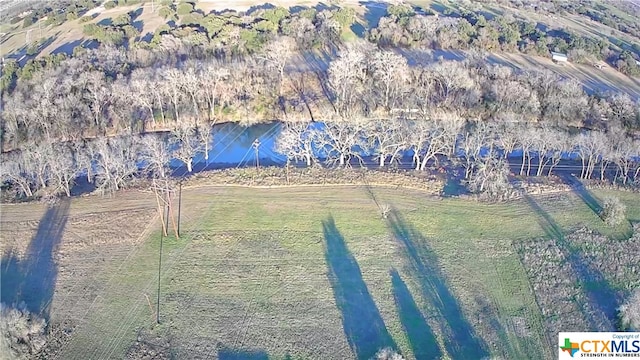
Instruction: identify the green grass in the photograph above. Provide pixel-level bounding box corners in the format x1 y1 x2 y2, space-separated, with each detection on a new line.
56 186 640 359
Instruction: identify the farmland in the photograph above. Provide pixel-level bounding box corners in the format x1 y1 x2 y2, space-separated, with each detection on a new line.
2 184 639 359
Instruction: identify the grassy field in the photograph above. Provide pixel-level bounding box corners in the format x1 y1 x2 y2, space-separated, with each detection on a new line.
3 184 639 359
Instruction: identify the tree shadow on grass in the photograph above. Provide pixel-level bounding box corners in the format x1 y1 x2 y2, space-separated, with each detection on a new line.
560 174 602 217
390 268 441 360
322 216 396 360
218 347 268 360
524 194 617 331
0 198 70 320
386 210 488 359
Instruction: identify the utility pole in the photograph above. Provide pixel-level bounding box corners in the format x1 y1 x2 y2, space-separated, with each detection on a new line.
156 204 168 324
177 181 182 237
252 139 261 173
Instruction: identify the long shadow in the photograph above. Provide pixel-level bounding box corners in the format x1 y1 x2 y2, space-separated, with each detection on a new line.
1 198 70 320
218 347 268 360
386 210 488 359
560 174 602 217
390 269 441 360
359 1 389 29
322 216 396 360
523 194 617 331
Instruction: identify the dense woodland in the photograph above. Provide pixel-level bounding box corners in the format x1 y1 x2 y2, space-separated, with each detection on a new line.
1 2 640 201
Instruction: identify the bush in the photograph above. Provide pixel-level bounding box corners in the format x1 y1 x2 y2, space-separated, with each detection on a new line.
159 6 175 19
619 289 640 330
0 303 48 359
83 23 101 36
160 0 173 5
25 43 40 56
467 157 514 201
23 16 35 28
112 13 131 26
104 0 117 9
79 16 93 23
374 348 405 360
601 196 627 226
177 2 194 15
66 11 78 21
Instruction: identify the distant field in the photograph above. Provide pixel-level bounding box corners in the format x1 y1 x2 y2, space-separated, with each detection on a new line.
2 184 639 359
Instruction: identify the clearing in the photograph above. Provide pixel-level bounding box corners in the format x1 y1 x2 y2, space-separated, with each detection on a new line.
2 184 639 359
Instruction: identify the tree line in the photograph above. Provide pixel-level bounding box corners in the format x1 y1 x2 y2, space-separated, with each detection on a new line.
369 3 640 76
3 42 640 150
1 39 640 200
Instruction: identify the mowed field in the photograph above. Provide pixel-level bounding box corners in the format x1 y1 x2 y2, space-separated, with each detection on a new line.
2 184 640 359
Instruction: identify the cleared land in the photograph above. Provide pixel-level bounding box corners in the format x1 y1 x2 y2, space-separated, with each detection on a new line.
2 184 639 359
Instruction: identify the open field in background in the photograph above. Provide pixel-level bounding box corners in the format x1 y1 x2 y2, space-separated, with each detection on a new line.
2 184 640 359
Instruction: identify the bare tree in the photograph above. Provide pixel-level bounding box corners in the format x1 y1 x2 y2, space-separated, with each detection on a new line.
48 143 78 197
81 71 112 133
130 70 157 128
93 135 139 193
576 131 607 179
515 125 535 176
548 131 572 176
312 118 367 167
369 51 410 111
467 155 513 201
530 127 556 177
163 68 186 124
367 118 409 167
181 65 204 121
196 122 213 163
170 123 200 173
496 123 520 159
138 134 172 179
0 151 35 198
328 47 368 118
21 142 52 191
201 64 230 121
489 78 539 119
275 121 316 166
429 60 475 109
259 36 296 97
459 124 491 179
612 137 638 185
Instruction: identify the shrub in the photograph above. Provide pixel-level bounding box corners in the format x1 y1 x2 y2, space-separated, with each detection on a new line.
159 6 175 19
619 289 640 330
79 16 93 23
23 16 35 28
374 348 405 360
0 303 48 359
104 0 117 9
467 157 514 201
66 11 78 21
122 24 139 38
83 23 101 36
601 196 627 226
112 13 131 27
160 0 173 5
26 43 40 56
177 2 194 15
